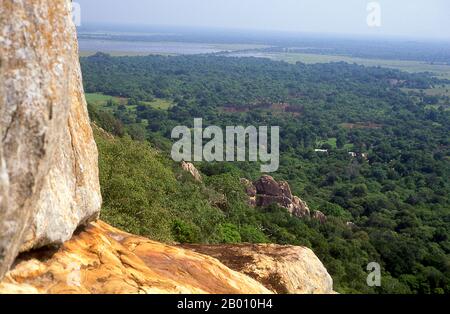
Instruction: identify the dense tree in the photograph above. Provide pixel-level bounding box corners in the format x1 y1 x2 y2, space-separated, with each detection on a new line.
84 54 450 294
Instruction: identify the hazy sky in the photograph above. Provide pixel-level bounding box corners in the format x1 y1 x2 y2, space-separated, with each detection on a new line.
76 0 450 40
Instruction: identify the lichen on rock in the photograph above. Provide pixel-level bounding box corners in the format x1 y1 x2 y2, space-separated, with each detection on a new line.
0 0 101 279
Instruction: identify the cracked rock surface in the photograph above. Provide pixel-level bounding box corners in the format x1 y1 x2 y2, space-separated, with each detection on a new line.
0 221 271 294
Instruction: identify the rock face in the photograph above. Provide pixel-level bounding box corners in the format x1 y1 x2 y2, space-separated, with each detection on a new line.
240 178 257 207
0 222 334 294
183 244 334 294
181 161 202 182
243 176 310 218
0 0 334 294
313 211 327 224
0 0 101 279
0 221 271 294
291 196 311 218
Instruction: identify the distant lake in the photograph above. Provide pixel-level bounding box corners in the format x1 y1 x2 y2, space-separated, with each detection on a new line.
78 38 267 56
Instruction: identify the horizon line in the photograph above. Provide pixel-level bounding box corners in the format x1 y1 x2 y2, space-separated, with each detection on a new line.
77 22 450 44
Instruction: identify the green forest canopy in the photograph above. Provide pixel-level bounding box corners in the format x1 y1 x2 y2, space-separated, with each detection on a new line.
83 53 450 294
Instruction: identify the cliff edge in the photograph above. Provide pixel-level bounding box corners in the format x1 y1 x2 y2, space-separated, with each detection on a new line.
0 0 334 294
0 221 271 294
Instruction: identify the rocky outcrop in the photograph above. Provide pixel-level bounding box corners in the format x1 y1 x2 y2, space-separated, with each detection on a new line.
0 0 101 279
0 221 335 294
313 211 327 224
253 175 293 199
291 196 311 218
0 221 271 294
181 161 202 182
240 178 257 207
243 176 310 218
0 0 334 294
183 244 334 294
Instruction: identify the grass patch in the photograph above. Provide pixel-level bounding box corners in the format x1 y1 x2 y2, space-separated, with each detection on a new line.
86 92 174 111
316 138 354 150
402 84 450 97
85 93 126 107
317 138 337 149
142 98 174 110
343 143 355 150
425 84 450 97
242 52 450 79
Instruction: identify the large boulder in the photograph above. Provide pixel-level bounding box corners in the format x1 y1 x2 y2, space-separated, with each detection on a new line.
313 211 328 224
240 178 257 207
291 196 311 218
0 0 335 294
254 175 291 198
0 221 271 294
181 161 202 182
0 0 101 279
183 244 334 294
243 176 311 219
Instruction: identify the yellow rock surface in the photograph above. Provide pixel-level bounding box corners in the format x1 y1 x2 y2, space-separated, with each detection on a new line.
183 244 334 294
0 221 271 294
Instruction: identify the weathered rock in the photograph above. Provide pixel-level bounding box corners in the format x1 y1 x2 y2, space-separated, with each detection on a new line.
291 196 311 218
256 194 292 208
0 0 101 279
278 181 294 199
181 161 202 182
254 175 285 197
313 211 327 224
0 0 335 295
243 176 311 219
0 221 272 294
240 178 257 207
183 244 334 294
242 179 257 206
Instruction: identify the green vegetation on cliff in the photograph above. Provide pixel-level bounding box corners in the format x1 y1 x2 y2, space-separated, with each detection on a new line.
92 120 448 294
